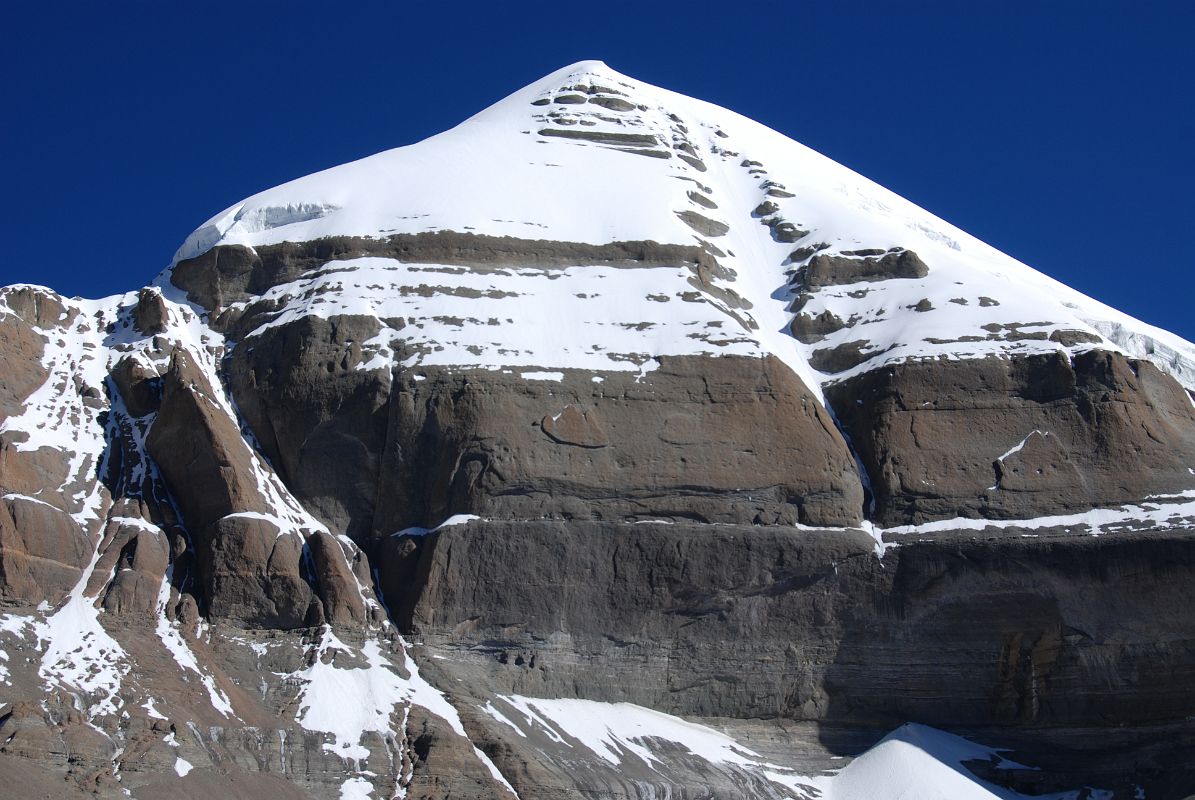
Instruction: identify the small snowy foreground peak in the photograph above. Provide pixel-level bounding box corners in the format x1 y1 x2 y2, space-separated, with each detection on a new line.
166 60 1195 392
826 723 1111 800
482 696 1108 799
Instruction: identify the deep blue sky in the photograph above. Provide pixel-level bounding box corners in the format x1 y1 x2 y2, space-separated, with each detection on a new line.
3 1 1192 340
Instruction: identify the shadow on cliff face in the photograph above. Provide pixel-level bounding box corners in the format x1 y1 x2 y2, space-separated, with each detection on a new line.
817 532 1195 797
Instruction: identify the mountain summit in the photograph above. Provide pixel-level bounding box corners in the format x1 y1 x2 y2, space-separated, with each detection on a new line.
171 60 1195 392
2 62 1195 799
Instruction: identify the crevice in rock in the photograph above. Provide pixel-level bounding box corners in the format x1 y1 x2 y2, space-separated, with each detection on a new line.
823 401 876 522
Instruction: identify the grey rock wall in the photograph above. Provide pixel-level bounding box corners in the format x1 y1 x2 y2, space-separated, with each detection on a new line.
389 520 1195 730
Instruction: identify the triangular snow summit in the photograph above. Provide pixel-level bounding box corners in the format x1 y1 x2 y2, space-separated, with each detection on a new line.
165 59 1195 528
169 59 1195 393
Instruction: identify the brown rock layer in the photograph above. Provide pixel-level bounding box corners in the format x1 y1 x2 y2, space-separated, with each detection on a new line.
0 308 49 421
146 350 272 536
95 519 170 617
825 350 1195 526
172 234 727 320
374 354 864 531
200 515 316 628
801 248 928 288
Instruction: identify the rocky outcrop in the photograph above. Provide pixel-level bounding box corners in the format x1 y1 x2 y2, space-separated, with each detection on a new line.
800 248 928 288
169 243 260 314
0 285 69 330
305 531 368 627
0 290 79 605
146 350 272 535
111 355 163 418
200 515 317 628
676 210 729 237
145 349 365 628
826 350 1195 525
94 518 171 617
0 288 109 607
789 309 845 343
404 706 518 800
0 306 49 421
133 288 170 335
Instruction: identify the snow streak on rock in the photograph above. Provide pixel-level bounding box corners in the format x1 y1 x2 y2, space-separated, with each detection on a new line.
289 627 517 796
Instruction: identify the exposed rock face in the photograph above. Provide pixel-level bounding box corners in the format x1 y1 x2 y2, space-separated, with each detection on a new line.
133 288 170 335
227 314 390 540
111 355 163 418
789 309 845 343
305 530 368 627
389 520 1195 727
1 285 68 330
0 311 49 420
388 519 1195 794
540 404 609 448
146 350 272 536
199 515 316 628
808 339 884 374
386 521 872 718
676 210 730 237
0 294 93 606
169 243 259 313
0 494 90 604
144 342 367 629
826 350 1195 525
95 519 171 617
218 304 865 534
403 706 518 800
373 355 864 531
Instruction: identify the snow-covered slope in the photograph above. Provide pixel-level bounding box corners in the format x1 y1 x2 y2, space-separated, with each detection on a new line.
168 60 1195 393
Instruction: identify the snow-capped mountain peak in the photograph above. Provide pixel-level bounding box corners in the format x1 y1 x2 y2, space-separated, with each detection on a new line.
2 60 1194 800
167 61 1195 395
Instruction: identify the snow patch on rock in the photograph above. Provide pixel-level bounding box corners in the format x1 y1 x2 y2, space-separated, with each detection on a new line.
37 544 128 719
155 572 235 717
289 627 516 796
